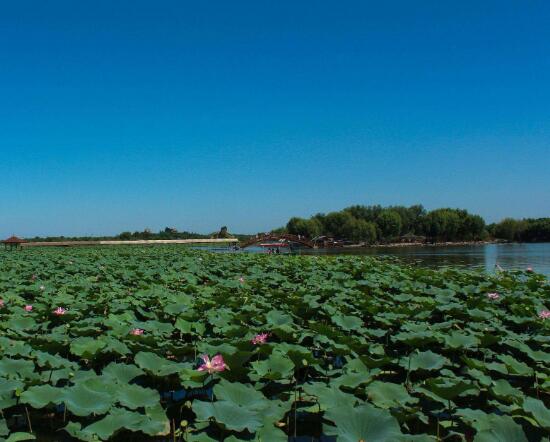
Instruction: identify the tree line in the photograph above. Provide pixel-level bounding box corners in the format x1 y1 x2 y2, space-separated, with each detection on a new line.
279 204 488 244
20 213 550 245
487 218 550 242
26 227 250 243
281 205 550 244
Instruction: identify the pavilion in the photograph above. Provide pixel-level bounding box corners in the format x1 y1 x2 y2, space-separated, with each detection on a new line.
2 236 26 250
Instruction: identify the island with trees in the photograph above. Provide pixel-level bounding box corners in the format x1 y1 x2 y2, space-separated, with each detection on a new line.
277 204 550 246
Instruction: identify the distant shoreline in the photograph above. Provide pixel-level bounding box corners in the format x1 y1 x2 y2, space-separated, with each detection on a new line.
342 239 506 249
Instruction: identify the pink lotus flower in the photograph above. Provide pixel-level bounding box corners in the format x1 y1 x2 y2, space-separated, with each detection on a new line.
131 328 144 336
251 332 269 345
197 354 229 373
24 305 33 312
487 292 500 300
526 267 533 273
239 277 245 284
539 310 550 320
53 307 66 316
0 299 4 308
31 274 37 281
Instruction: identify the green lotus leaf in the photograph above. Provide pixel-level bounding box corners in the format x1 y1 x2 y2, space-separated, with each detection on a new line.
489 380 524 404
99 337 131 356
117 383 160 410
251 353 294 380
401 350 449 372
324 403 404 442
365 381 419 409
333 372 376 389
265 310 294 328
4 433 36 442
445 331 480 349
496 355 533 376
331 314 363 331
0 379 24 397
63 383 114 417
523 397 550 430
456 407 489 424
6 317 36 332
41 368 72 384
303 382 358 411
128 404 170 436
101 362 144 384
70 337 106 358
344 357 370 373
0 359 36 380
465 368 492 387
470 414 527 442
134 351 185 376
505 340 550 364
272 343 315 366
393 328 440 347
20 385 64 409
0 339 33 358
178 366 209 388
213 380 267 409
256 422 287 442
33 351 75 369
425 378 478 400
63 422 95 442
193 400 262 432
175 317 193 334
0 396 17 410
255 399 290 441
184 432 218 442
79 408 144 440
0 419 8 437
164 297 193 314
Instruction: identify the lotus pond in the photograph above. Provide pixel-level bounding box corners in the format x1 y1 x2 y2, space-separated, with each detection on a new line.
0 246 549 441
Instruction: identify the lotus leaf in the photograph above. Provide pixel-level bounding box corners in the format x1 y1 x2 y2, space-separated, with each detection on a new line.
324 403 404 441
63 383 114 416
193 400 262 432
20 385 63 409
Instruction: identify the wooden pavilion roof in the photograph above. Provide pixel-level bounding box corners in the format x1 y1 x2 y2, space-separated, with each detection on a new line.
2 236 26 244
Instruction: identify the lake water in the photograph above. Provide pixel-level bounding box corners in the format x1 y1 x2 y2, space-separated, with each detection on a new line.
246 243 550 276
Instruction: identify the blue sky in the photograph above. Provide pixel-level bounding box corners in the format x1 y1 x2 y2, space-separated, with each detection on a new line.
1 1 549 236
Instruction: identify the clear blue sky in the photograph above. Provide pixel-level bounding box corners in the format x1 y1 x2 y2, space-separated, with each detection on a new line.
1 1 549 237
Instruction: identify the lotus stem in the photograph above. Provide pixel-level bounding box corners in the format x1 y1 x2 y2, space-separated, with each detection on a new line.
24 406 33 433
294 376 298 438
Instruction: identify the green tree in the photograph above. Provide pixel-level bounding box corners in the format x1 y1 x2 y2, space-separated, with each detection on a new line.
286 217 322 238
460 214 485 240
344 205 382 223
341 218 377 243
376 210 402 240
422 209 461 241
323 211 355 238
516 218 549 242
493 218 523 241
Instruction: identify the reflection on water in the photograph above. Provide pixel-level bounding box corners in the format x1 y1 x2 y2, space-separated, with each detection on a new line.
242 243 550 276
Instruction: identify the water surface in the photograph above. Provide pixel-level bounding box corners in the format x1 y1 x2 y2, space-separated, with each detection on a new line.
247 243 550 276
